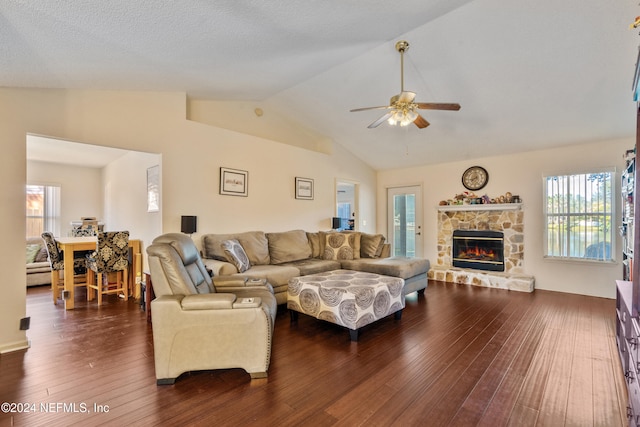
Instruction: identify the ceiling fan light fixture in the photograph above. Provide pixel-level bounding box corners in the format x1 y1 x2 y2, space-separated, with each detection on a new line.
405 109 418 122
399 116 412 127
387 110 402 126
387 109 417 127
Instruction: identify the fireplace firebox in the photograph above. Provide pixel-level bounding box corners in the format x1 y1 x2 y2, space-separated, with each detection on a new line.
452 230 505 272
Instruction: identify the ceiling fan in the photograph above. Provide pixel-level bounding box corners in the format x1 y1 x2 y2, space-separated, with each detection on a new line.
350 40 460 129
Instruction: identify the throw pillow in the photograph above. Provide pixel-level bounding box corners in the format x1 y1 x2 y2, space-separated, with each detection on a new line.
221 239 251 273
34 246 49 262
317 231 332 257
323 233 354 261
374 235 387 258
342 231 361 259
306 232 323 258
26 244 40 264
360 233 385 258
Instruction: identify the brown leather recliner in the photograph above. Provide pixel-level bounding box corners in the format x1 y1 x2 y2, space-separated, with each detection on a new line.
147 233 277 385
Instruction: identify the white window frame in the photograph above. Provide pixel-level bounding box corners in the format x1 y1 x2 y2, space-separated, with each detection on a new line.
543 168 615 263
26 184 61 238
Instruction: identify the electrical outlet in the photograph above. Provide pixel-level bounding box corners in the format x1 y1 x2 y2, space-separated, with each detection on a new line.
19 317 30 331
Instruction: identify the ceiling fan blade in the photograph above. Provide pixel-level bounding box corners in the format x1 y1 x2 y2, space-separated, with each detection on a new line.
368 112 393 128
413 114 430 129
350 105 391 112
415 102 461 111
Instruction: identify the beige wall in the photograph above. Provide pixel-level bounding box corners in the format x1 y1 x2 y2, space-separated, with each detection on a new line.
27 160 104 237
102 150 162 260
377 137 633 299
0 88 377 352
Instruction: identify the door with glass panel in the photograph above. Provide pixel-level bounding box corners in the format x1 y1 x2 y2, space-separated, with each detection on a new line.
387 186 423 257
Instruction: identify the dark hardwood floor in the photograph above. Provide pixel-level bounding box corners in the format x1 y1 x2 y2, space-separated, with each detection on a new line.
0 281 627 426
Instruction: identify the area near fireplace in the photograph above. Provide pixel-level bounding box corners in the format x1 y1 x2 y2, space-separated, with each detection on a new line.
428 204 535 292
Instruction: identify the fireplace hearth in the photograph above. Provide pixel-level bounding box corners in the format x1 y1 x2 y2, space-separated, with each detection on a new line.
452 230 504 272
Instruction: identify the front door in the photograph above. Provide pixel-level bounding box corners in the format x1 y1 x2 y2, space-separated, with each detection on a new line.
387 185 423 257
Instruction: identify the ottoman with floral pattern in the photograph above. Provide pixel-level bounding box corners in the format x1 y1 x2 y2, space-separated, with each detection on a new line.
287 269 405 341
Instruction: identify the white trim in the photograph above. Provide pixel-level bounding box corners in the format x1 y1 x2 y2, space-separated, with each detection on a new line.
0 338 30 354
542 170 615 261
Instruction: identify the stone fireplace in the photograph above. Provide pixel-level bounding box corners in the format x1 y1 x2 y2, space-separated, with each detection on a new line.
428 205 534 292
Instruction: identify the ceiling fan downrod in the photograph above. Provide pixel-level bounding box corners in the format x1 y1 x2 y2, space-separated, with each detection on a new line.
395 40 409 93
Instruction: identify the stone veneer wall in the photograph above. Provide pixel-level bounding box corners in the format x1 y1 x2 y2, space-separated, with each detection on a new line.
437 208 524 274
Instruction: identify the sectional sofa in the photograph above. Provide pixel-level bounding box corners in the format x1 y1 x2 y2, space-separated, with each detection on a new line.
26 237 52 287
201 229 430 305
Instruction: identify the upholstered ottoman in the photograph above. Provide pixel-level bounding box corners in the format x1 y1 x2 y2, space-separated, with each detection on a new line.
287 269 405 341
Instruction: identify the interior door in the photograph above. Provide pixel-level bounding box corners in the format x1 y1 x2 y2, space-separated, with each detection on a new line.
387 185 423 257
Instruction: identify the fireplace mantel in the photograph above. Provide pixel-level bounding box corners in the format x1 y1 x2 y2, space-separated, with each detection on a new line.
437 203 522 212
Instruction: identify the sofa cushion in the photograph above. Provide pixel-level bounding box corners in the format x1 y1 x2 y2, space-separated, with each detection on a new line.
202 231 270 265
360 233 386 258
340 257 430 280
27 262 52 273
236 264 301 287
280 258 341 276
221 239 251 273
266 230 311 264
26 244 41 264
323 232 355 260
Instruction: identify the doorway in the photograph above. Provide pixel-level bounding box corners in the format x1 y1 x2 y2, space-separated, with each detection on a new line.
336 180 358 230
387 185 423 257
26 134 162 248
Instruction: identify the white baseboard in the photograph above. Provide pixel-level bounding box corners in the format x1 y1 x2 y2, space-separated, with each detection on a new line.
0 338 31 354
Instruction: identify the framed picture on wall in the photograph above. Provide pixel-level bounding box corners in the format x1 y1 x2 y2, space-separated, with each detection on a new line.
295 177 314 200
220 167 248 197
147 165 160 212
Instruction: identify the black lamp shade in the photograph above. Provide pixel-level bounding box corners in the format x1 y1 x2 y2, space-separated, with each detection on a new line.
181 216 197 234
332 217 341 230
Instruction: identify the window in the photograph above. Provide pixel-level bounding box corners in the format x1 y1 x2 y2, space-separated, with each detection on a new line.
544 170 614 262
26 184 61 237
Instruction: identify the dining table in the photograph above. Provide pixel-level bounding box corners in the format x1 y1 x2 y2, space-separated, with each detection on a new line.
56 236 143 310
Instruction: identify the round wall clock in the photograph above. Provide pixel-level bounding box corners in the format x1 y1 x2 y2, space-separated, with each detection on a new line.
462 166 489 191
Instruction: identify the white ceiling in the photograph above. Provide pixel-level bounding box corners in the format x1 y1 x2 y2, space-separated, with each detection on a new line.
6 0 640 170
27 135 129 168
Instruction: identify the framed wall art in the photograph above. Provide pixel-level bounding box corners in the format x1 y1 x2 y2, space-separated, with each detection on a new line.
295 177 314 200
220 167 248 197
147 165 160 212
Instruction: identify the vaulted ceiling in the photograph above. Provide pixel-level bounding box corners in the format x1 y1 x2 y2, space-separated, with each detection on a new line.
5 1 639 170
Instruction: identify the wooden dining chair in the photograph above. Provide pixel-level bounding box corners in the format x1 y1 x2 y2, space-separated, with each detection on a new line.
41 232 89 305
86 231 130 305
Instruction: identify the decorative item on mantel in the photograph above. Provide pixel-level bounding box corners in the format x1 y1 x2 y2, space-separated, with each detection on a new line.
439 191 521 206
